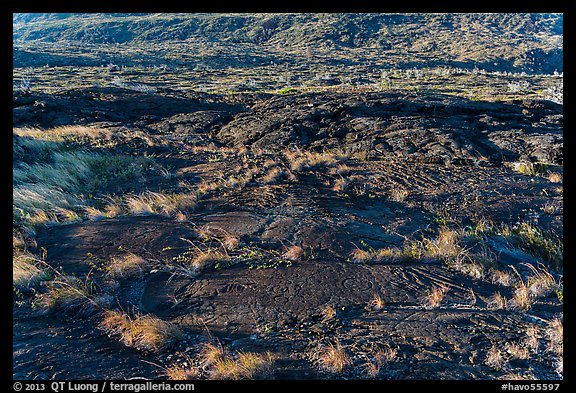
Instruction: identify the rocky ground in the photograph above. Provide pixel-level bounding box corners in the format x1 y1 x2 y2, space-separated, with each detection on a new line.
13 83 563 380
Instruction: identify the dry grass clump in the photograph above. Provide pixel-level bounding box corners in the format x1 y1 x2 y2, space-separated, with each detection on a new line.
349 247 374 263
545 318 563 375
215 352 274 380
485 345 507 371
368 293 386 311
221 233 241 251
32 276 96 314
376 347 398 364
546 318 563 356
547 172 562 183
260 167 285 184
13 128 161 233
364 346 397 378
200 342 274 380
329 164 351 176
430 228 461 258
13 184 81 233
320 304 337 322
282 245 305 261
101 310 183 352
525 264 558 298
504 342 530 360
332 177 349 192
508 276 534 312
490 269 515 287
200 342 229 366
524 325 540 352
283 149 346 172
106 253 148 278
316 341 351 374
164 360 200 380
485 291 507 310
192 250 229 272
422 285 449 309
124 191 197 216
13 252 48 290
14 126 106 143
389 188 409 202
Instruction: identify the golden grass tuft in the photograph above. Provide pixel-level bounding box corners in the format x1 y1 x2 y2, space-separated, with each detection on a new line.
282 245 305 261
332 177 349 192
164 362 200 380
125 191 197 217
368 293 386 311
101 310 183 352
330 164 351 176
200 342 229 366
192 250 229 273
423 285 449 309
106 253 147 278
13 252 47 290
490 269 514 287
221 233 241 251
364 345 398 377
375 347 398 365
432 228 460 258
524 325 540 352
548 172 562 183
32 277 93 314
317 341 351 374
204 344 275 380
525 264 558 298
284 149 345 172
510 282 534 311
389 188 409 202
261 167 284 184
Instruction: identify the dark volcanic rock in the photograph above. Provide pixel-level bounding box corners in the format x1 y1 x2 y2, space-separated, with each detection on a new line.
217 91 563 166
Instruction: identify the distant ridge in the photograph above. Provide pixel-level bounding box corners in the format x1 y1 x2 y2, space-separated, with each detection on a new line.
13 13 563 74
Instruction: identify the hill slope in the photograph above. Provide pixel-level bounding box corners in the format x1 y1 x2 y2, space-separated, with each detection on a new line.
13 13 563 74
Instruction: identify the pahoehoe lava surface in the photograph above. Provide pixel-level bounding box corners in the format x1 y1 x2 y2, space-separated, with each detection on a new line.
14 85 563 380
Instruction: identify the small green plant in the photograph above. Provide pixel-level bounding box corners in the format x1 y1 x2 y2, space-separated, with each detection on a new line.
278 87 297 95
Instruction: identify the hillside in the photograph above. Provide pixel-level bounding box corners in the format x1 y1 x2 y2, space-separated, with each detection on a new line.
13 13 563 74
